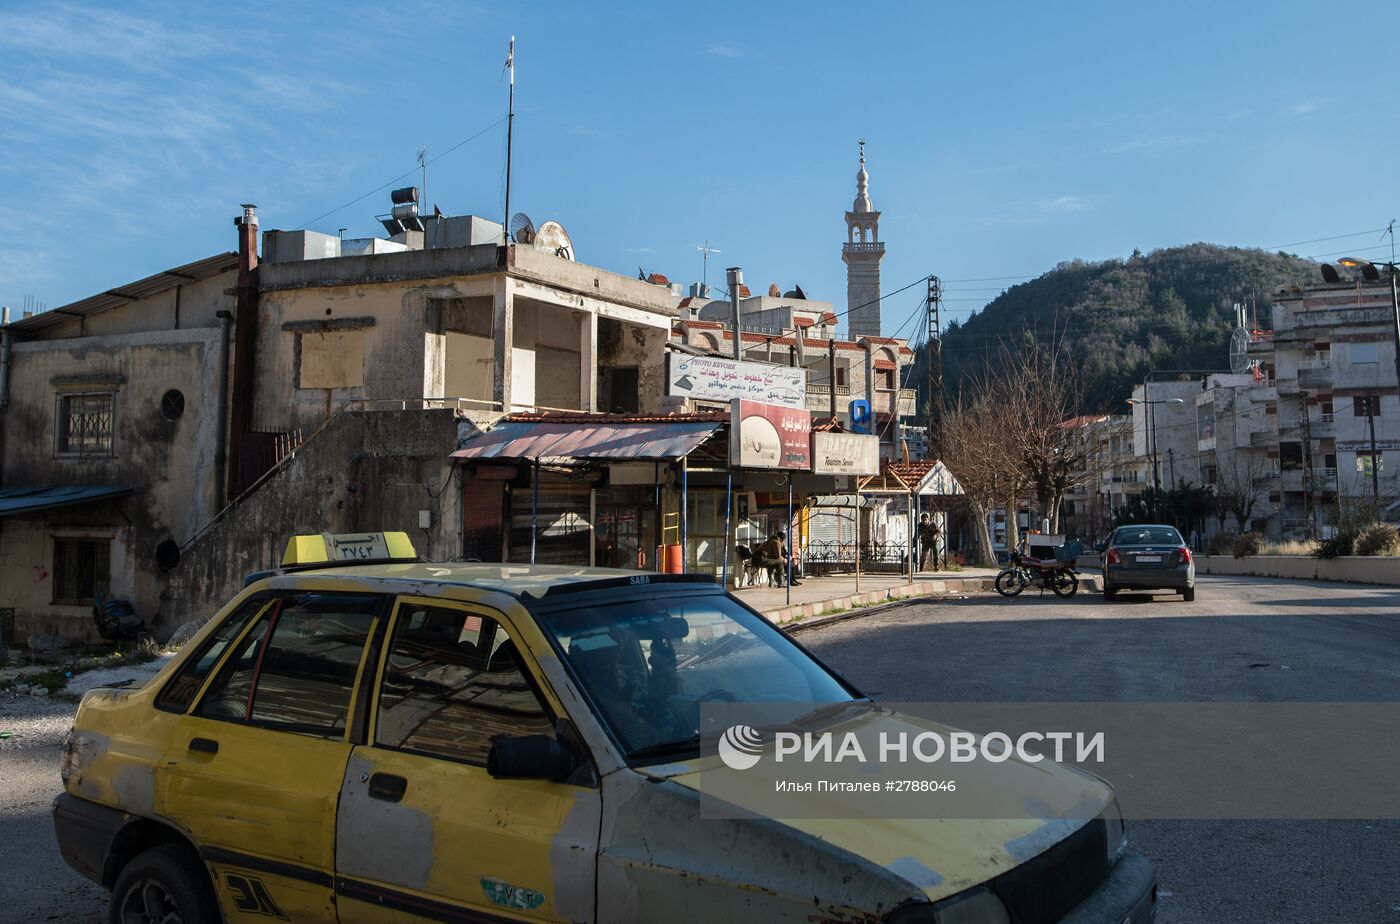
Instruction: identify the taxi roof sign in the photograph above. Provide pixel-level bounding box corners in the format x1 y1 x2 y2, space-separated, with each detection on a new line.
282 531 418 566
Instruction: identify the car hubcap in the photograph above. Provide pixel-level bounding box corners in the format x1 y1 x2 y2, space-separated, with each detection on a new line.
119 878 182 924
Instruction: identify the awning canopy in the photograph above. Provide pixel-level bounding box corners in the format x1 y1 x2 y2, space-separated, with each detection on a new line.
0 485 133 518
452 420 724 463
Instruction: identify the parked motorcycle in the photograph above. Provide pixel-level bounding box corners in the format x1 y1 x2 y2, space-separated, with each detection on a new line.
994 541 1081 598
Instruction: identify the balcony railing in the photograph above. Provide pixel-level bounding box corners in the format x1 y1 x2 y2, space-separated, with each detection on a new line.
842 242 886 254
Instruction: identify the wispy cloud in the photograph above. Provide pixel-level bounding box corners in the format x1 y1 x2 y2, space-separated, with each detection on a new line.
1292 100 1320 115
706 44 745 58
1038 195 1091 213
1102 134 1203 155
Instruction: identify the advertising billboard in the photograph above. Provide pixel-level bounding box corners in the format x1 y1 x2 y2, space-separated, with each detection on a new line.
667 354 807 409
811 432 880 476
730 399 812 470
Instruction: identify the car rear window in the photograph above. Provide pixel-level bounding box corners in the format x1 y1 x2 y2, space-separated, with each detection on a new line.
1114 526 1183 545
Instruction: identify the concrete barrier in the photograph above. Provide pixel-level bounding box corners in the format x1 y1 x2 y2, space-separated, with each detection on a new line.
1196 554 1400 586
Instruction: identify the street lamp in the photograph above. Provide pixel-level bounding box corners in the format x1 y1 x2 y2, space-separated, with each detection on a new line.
1334 256 1400 390
1127 396 1184 501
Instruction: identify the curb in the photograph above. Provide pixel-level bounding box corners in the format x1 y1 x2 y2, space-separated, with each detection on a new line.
775 572 1103 632
771 577 995 630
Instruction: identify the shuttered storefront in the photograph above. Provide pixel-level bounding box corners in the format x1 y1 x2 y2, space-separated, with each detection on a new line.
508 469 598 565
461 467 512 562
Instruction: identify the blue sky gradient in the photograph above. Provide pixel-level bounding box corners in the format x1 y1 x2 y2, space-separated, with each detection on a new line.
2 1 1396 335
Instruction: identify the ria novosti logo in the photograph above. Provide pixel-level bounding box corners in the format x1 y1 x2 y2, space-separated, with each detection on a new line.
716 723 1105 770
718 725 765 770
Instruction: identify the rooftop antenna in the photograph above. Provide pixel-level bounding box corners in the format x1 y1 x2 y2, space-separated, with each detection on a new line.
417 146 428 216
502 36 515 245
1385 219 1396 268
696 241 721 292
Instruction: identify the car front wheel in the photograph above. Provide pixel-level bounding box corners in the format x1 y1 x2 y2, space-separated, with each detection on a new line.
110 844 220 924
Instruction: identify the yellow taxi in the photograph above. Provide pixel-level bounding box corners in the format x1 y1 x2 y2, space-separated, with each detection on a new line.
54 532 1156 923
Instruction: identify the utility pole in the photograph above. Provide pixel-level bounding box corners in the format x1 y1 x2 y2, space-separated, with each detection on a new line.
828 338 837 425
502 36 515 245
926 275 942 460
1167 447 1176 490
1366 397 1380 501
1299 392 1315 538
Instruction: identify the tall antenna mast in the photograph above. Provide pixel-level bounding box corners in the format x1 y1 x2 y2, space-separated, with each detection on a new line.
696 241 721 292
502 35 515 245
417 146 428 214
926 275 943 460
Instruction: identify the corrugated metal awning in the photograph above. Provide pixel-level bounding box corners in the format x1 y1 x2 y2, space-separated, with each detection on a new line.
0 485 133 518
452 420 723 463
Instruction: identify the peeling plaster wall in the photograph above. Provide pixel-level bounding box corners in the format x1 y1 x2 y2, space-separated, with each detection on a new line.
163 409 463 636
598 318 668 414
1 316 231 643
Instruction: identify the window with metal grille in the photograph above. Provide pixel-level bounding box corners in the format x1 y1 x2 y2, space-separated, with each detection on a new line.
53 538 110 604
57 392 114 456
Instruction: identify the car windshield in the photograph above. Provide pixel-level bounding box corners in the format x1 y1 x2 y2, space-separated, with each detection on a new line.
1114 526 1182 546
532 592 855 759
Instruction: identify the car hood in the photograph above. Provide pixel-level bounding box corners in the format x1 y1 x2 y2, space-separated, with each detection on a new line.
639 706 1114 901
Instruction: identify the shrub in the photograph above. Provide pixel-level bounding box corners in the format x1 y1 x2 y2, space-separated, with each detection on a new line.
1207 531 1234 556
1315 532 1355 560
1356 523 1400 557
1261 539 1317 556
1232 532 1263 558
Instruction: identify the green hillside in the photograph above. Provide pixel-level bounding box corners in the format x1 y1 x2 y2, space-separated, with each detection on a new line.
919 244 1320 413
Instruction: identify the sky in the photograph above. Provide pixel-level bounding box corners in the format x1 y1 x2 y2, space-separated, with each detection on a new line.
2 0 1397 337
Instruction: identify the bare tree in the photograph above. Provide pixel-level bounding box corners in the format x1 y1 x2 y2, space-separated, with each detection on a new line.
942 390 1018 567
1213 449 1269 533
999 344 1092 535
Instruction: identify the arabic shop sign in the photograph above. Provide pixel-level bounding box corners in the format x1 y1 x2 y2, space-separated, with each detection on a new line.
811 432 880 476
667 354 806 410
731 399 812 470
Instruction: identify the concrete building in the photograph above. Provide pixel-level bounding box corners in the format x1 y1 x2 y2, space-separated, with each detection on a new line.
0 254 240 644
843 141 884 340
1131 377 1203 492
1244 269 1400 536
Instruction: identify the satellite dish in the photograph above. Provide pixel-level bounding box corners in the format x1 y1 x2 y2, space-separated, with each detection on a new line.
1320 263 1340 283
1361 262 1381 282
794 284 807 300
510 212 536 245
1228 327 1251 375
534 220 574 261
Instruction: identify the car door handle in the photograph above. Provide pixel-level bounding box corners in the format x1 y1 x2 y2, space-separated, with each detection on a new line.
368 773 407 803
188 737 219 755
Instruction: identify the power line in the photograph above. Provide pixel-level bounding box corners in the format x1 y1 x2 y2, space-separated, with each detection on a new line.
294 115 509 231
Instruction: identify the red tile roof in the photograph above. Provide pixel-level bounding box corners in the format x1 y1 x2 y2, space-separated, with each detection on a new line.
506 411 729 424
874 359 896 370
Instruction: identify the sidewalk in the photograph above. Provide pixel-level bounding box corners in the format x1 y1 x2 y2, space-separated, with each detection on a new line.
734 567 1000 625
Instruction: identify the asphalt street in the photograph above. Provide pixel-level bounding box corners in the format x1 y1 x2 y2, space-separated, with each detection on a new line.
2 573 1398 922
798 573 1400 922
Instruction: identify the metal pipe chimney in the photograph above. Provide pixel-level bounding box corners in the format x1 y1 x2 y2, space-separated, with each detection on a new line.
726 267 743 361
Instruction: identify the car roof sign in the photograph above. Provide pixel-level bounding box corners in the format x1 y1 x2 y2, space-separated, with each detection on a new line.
282 531 417 566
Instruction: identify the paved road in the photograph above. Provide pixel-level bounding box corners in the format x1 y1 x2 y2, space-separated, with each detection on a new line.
4 573 1398 922
797 573 1400 922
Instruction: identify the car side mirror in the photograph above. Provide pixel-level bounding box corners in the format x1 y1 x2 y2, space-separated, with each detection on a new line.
487 735 577 782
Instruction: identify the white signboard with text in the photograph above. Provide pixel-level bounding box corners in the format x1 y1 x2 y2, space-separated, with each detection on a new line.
667 354 806 409
811 432 881 476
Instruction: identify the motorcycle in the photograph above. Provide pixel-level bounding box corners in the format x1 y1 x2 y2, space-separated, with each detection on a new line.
994 541 1081 598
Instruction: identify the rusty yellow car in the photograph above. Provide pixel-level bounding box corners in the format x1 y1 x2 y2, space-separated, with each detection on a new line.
54 532 1156 922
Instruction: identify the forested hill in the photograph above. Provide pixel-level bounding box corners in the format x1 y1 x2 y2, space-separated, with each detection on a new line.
924 244 1319 413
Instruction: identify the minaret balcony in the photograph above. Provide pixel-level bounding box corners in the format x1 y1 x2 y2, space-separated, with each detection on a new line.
843 241 885 254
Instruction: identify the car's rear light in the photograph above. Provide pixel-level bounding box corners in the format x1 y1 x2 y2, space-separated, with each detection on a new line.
1178 546 1192 565
1106 549 1120 565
